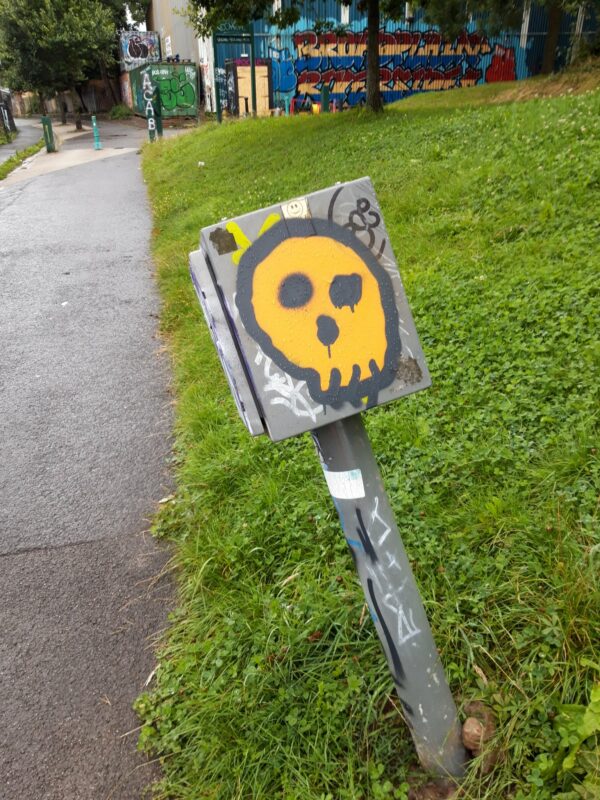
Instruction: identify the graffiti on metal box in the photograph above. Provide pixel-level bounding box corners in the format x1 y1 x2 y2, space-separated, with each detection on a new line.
235 218 402 407
197 178 431 441
149 64 197 113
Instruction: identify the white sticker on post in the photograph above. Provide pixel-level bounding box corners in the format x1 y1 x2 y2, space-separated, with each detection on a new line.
323 469 365 500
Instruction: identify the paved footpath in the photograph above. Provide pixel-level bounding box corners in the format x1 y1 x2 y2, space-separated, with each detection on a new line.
0 122 174 799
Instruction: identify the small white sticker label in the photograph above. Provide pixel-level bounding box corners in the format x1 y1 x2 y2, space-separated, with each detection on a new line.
323 469 365 500
281 197 310 219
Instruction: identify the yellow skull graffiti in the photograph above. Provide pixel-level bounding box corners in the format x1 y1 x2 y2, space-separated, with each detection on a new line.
236 219 402 406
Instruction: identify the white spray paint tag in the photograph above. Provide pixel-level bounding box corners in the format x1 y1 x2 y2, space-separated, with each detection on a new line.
323 469 365 500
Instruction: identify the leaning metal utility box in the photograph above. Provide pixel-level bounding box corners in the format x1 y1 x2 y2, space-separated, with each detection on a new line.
189 178 467 776
190 177 431 442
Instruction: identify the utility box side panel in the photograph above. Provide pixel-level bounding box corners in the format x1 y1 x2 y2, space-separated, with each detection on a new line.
189 250 265 436
199 178 430 441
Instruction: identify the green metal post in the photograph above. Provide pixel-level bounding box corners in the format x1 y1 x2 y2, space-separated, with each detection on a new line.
321 84 330 113
153 86 163 138
143 67 157 142
213 37 222 124
91 115 102 150
249 26 257 117
41 115 56 153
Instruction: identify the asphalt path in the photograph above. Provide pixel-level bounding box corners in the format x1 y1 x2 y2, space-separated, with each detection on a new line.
0 122 173 799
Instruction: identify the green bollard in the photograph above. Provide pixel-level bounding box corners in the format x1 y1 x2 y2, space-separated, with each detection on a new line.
41 116 56 153
321 85 330 113
91 115 102 150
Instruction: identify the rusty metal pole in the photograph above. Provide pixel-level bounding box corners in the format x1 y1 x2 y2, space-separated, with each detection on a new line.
312 414 467 777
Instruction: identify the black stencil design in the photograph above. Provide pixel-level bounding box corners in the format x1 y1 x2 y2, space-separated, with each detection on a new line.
345 197 381 249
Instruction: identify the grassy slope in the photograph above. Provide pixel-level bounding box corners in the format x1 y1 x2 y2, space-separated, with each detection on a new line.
137 78 600 800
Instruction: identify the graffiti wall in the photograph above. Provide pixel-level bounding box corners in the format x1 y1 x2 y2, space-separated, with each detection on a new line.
243 3 597 110
267 27 522 108
129 63 199 118
120 31 161 72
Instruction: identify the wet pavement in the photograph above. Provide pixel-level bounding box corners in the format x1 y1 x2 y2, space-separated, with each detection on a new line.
0 121 174 799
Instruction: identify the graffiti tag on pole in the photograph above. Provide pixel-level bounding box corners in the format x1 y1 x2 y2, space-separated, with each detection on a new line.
143 70 157 141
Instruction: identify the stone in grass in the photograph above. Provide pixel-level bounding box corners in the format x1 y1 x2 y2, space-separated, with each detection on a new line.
462 716 486 751
462 701 501 775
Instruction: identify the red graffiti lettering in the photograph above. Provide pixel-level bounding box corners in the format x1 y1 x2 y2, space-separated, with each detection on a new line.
485 45 516 82
287 27 516 103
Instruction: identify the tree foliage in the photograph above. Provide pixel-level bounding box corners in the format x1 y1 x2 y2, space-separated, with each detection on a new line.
418 0 600 38
187 0 413 39
0 0 143 97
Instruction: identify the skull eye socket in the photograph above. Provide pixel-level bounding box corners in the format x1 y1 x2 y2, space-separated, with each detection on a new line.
329 273 362 312
278 273 313 309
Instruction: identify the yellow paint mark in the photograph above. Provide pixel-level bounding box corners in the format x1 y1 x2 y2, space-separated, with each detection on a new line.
226 222 252 265
258 213 281 237
227 215 281 265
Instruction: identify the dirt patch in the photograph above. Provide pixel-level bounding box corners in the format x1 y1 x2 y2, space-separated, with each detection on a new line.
492 58 600 103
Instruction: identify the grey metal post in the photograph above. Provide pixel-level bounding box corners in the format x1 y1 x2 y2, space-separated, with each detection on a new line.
249 25 257 117
312 414 467 778
213 37 222 123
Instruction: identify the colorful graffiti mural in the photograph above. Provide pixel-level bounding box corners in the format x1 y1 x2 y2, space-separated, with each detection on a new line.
269 27 520 107
153 65 197 111
120 31 161 72
205 3 598 113
128 63 199 118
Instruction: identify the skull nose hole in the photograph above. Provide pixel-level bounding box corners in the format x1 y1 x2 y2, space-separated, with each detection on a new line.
316 315 339 357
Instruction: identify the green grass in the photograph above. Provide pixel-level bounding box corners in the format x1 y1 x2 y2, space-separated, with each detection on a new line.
137 79 600 800
0 139 44 180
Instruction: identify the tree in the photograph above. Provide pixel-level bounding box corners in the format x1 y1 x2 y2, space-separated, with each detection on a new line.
418 0 600 74
0 0 124 110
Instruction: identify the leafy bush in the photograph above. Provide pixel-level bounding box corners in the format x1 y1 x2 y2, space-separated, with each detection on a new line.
109 103 132 120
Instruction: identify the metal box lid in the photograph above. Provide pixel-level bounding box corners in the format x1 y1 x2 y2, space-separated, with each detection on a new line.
190 177 430 441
